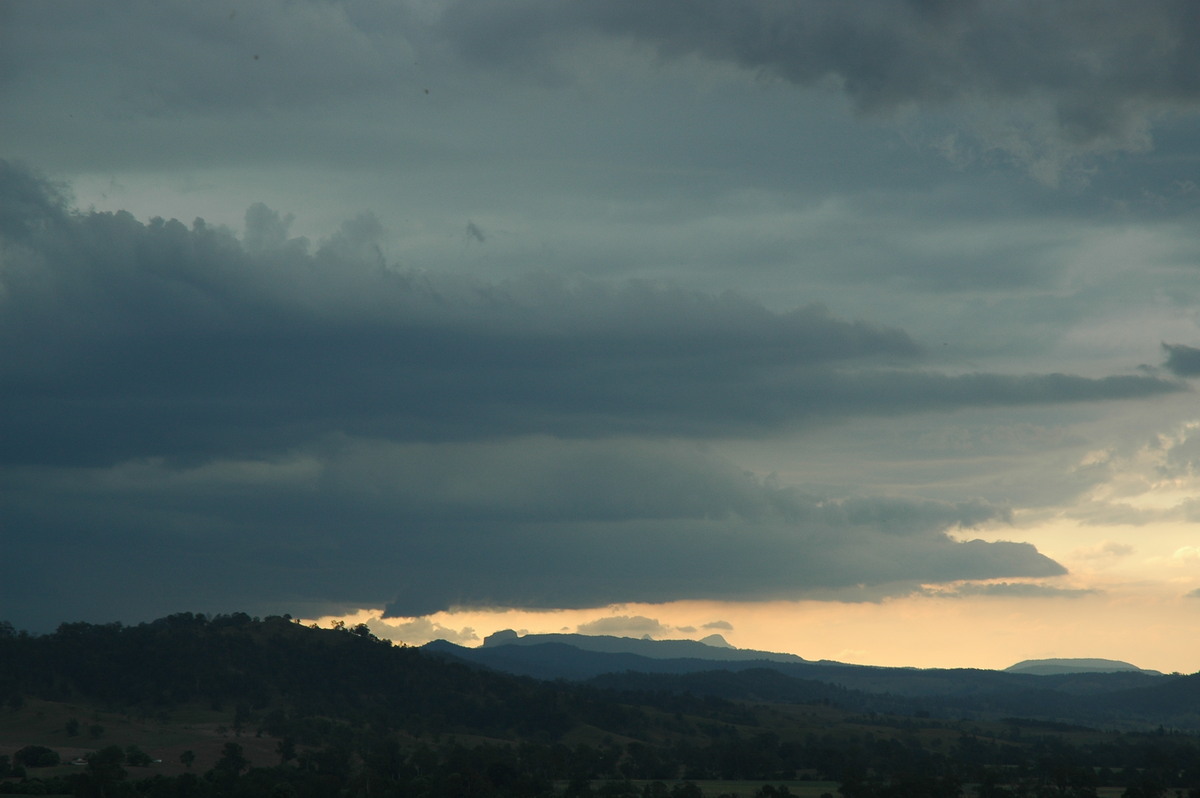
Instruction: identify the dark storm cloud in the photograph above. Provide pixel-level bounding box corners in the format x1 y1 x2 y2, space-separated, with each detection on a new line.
376 494 1064 617
0 163 1180 468
1162 342 1200 377
439 0 1200 154
1 432 1063 625
0 163 1173 627
11 1 1198 156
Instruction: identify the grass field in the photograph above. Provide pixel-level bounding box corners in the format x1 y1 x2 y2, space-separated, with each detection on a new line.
0 699 1174 798
0 698 281 775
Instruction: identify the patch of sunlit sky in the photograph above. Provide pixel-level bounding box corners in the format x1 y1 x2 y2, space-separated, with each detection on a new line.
307 466 1200 674
306 575 1199 674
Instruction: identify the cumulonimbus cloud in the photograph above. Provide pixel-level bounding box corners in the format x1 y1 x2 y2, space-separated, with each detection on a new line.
0 162 1180 468
0 162 1166 628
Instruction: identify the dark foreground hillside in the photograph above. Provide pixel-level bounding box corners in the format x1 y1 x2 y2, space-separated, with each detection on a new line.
2 615 1199 797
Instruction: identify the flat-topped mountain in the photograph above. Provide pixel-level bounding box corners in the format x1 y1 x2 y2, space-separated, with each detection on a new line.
479 629 808 663
1006 658 1161 676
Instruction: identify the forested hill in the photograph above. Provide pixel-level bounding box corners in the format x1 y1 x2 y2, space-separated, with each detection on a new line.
0 613 631 740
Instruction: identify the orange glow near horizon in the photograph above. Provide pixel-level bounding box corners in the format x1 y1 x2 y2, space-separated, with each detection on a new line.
304 512 1200 674
305 581 1200 675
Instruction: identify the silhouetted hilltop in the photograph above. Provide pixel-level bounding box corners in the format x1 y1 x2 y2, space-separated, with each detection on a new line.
430 636 1166 693
0 614 629 742
479 629 808 663
1006 657 1162 675
425 633 1195 731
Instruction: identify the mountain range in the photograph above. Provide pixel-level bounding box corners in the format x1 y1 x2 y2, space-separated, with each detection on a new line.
424 631 1199 730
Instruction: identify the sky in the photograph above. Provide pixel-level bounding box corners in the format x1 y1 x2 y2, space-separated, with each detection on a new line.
3 0 1200 673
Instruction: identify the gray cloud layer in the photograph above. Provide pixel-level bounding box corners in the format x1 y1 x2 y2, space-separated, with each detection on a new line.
7 161 1164 628
4 432 1063 624
438 0 1200 166
8 0 1200 183
1 162 1179 470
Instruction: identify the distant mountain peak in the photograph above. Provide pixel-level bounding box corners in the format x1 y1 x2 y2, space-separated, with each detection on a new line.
482 629 520 647
700 633 733 648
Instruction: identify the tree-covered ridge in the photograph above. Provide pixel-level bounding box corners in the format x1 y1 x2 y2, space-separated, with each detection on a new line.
0 613 634 740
